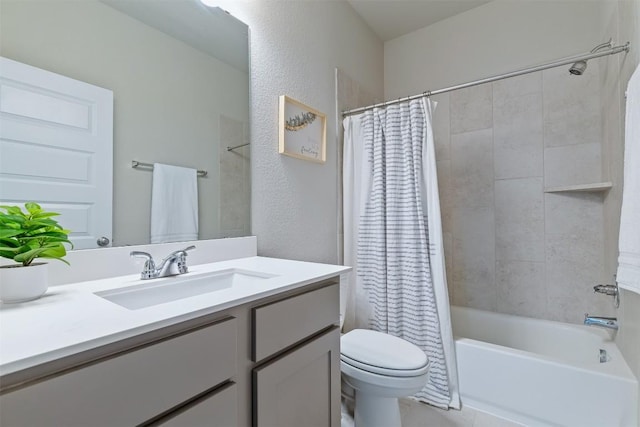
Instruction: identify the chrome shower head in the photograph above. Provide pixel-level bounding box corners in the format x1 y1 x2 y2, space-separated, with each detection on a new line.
569 39 612 76
569 60 587 75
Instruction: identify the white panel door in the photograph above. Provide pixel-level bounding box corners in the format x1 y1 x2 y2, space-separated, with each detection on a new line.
0 57 113 249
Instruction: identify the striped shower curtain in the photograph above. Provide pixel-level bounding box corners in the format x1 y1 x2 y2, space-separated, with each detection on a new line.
343 98 460 409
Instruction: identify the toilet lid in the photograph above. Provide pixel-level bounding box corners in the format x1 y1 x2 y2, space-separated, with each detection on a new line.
340 329 429 373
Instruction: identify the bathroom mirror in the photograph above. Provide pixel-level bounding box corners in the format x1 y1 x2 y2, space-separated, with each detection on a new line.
0 0 250 248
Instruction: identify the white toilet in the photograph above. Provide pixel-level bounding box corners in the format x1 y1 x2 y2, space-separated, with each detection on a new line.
340 329 429 427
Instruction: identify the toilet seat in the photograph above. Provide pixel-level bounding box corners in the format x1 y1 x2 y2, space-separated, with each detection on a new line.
340 329 429 377
341 354 429 377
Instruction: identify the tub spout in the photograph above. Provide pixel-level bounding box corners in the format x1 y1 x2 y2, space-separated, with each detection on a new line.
584 313 618 330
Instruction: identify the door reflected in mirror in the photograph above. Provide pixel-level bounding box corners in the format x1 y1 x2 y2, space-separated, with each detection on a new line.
0 0 250 248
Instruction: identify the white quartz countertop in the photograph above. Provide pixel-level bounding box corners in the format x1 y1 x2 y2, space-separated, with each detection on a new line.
0 256 350 378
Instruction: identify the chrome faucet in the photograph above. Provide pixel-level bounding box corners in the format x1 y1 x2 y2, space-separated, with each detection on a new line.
584 313 618 330
130 245 195 280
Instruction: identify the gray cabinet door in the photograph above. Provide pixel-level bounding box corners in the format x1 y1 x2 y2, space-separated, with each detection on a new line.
253 327 340 427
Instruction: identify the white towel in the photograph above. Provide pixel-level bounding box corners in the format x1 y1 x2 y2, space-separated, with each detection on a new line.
150 163 198 244
617 64 640 294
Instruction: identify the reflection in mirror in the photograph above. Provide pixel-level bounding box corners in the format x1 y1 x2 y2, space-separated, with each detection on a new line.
0 0 250 248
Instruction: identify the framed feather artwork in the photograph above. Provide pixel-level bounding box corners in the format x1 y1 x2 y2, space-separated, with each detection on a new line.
278 95 326 163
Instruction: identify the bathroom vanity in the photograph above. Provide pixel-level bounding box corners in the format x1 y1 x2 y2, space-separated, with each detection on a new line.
0 255 349 427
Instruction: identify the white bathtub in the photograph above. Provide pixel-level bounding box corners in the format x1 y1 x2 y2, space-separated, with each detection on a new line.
451 306 638 427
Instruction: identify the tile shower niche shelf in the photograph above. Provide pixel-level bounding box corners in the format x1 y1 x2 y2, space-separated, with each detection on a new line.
544 182 613 193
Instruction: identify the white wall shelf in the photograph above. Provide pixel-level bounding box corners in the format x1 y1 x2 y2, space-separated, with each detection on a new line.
544 182 613 193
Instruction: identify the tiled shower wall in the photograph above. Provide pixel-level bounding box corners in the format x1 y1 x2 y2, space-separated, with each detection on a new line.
435 67 616 324
219 115 251 238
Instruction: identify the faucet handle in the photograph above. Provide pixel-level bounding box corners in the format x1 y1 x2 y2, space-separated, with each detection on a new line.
166 245 196 258
130 250 154 261
130 251 157 279
593 284 618 296
166 245 195 275
593 282 620 308
177 245 195 273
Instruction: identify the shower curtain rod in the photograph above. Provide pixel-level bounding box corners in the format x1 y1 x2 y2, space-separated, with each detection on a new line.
342 42 630 117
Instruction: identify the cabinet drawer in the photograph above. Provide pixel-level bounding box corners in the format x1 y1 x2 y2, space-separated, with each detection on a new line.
253 282 339 362
155 382 237 427
0 317 237 427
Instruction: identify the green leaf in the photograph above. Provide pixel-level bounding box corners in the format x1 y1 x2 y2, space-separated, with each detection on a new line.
0 246 24 253
24 219 58 228
25 202 41 214
0 229 23 239
14 247 52 265
0 237 21 248
32 212 60 219
38 255 70 266
0 206 24 215
0 251 17 259
15 245 68 266
40 245 67 258
24 233 70 239
0 214 26 224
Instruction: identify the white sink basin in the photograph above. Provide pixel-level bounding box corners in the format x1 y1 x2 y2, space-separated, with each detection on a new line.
95 269 277 310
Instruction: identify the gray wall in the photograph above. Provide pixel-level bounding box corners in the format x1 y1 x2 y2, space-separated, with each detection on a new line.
384 1 608 100
221 1 385 264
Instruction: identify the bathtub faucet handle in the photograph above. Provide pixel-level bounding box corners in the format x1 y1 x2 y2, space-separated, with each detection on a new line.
593 284 618 296
593 282 620 308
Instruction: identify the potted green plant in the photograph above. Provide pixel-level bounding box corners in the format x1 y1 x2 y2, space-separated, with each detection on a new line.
0 202 72 303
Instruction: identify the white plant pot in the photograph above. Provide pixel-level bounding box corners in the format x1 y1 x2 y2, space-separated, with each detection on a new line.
0 262 49 303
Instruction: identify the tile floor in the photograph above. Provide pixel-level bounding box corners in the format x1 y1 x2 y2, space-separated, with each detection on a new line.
399 398 525 427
